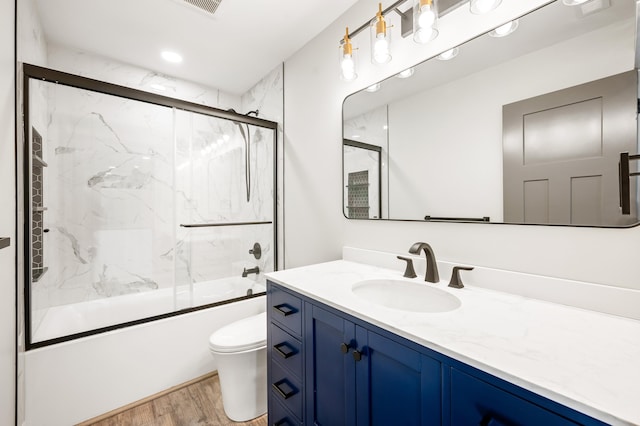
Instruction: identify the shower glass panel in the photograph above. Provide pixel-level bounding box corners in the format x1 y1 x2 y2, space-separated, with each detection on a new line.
24 66 276 347
174 110 275 310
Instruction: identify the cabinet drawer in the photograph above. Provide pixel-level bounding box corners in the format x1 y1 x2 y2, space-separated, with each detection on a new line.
269 395 303 426
270 323 303 379
269 284 302 336
270 359 303 421
451 368 579 426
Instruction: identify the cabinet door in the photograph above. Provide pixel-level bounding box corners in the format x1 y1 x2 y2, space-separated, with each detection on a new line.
355 327 442 426
451 368 580 426
305 303 357 426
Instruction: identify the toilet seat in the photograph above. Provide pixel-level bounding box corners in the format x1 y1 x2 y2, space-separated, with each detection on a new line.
209 312 266 353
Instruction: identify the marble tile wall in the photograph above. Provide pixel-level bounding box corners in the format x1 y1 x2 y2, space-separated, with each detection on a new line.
26 48 283 338
31 81 176 323
242 64 284 270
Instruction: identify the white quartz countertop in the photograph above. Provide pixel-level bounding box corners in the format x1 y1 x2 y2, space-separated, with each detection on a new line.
265 260 640 426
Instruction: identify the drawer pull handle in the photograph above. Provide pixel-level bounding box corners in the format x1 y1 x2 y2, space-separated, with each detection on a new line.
272 379 297 400
273 304 295 316
274 420 293 426
273 342 296 359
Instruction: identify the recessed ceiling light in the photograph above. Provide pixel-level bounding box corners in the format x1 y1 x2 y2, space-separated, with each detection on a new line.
397 68 415 79
437 47 459 61
161 51 183 63
365 83 381 92
489 20 519 38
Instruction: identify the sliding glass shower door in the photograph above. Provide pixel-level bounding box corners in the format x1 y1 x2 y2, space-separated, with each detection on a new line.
23 65 276 347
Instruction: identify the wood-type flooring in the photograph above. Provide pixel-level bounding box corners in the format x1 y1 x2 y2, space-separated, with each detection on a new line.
80 373 267 426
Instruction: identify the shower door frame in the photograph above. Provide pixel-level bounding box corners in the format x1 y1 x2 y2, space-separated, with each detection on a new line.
21 63 279 350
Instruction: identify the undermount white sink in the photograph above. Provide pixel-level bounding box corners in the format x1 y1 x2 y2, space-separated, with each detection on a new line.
352 279 461 313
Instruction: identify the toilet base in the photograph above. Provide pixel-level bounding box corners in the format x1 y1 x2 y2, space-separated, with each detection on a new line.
214 347 267 422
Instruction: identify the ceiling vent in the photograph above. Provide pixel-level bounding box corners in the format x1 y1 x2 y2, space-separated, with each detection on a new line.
176 0 222 16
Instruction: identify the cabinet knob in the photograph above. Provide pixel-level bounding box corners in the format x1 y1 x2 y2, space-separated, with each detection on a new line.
353 350 362 361
340 342 351 354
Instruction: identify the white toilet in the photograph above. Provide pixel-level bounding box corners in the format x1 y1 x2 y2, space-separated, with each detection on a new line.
208 312 267 422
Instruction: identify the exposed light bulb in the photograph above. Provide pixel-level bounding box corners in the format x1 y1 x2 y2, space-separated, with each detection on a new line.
371 3 392 64
413 0 438 44
373 39 391 64
418 5 436 28
437 47 459 60
340 27 358 81
469 0 502 14
341 55 357 81
489 20 519 37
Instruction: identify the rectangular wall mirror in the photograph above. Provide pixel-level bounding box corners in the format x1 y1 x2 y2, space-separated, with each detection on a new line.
342 0 640 227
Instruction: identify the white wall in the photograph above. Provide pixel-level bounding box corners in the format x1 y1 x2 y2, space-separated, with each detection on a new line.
0 0 16 425
283 0 640 290
388 20 633 220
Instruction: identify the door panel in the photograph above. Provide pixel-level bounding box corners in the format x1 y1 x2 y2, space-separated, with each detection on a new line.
504 70 638 225
356 328 441 426
306 304 356 426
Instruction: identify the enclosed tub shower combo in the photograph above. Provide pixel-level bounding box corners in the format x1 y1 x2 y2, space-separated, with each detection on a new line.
21 64 277 352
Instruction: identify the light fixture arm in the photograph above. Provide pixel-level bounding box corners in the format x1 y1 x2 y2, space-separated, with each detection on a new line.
339 0 410 44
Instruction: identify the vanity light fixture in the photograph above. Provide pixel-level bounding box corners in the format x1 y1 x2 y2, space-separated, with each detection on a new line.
338 0 504 82
469 0 502 15
161 50 183 63
340 27 358 81
413 0 439 44
365 82 382 92
397 68 415 78
489 19 519 37
437 47 459 60
371 3 392 64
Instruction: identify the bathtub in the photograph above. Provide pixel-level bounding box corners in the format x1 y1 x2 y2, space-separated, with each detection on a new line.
25 278 266 426
32 276 265 343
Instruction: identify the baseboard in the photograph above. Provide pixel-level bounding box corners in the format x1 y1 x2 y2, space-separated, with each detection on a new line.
75 371 218 425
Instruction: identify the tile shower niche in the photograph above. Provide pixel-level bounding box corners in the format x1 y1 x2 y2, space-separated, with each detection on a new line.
31 127 47 282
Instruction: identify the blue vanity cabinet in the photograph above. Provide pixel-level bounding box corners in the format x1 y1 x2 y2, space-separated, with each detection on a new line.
305 302 442 426
450 368 580 425
268 284 305 426
267 281 609 426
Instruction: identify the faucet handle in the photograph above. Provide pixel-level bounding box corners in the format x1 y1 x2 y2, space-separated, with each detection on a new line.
448 266 474 289
397 256 417 279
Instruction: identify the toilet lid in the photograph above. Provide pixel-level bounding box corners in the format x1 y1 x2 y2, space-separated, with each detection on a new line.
209 312 267 353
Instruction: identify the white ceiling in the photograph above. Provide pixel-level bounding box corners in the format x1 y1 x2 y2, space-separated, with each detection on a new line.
34 0 360 95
